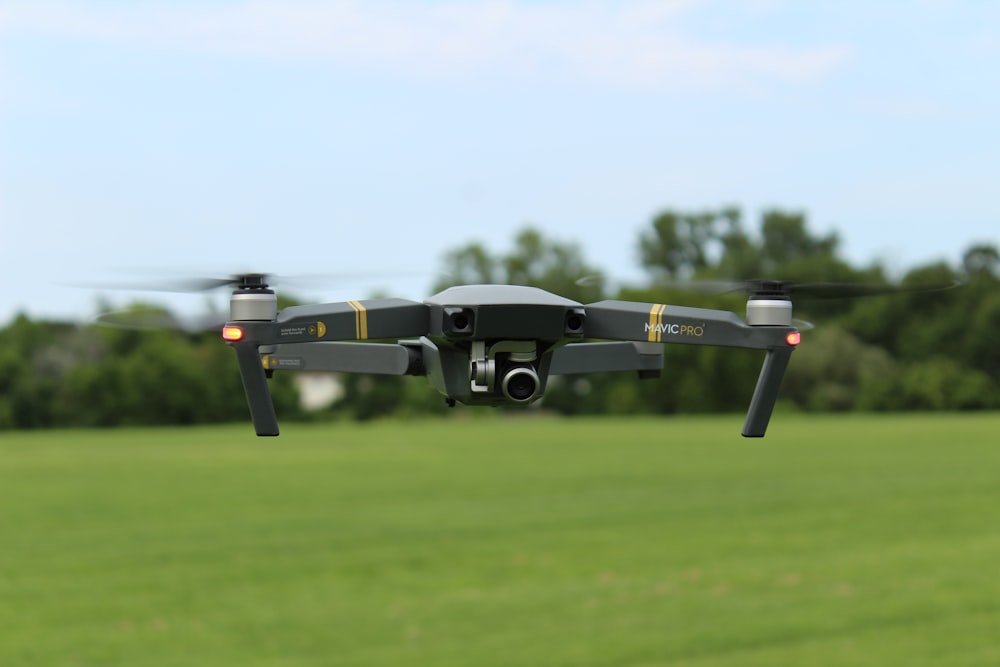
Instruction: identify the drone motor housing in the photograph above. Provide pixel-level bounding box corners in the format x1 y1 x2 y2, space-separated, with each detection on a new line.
230 287 278 321
746 297 793 326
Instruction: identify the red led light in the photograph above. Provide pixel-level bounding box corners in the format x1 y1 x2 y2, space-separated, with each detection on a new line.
786 331 802 347
222 326 244 342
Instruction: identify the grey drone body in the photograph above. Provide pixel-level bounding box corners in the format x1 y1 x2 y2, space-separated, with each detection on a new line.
222 283 801 438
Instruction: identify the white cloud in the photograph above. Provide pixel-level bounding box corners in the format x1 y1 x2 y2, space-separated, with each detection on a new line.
1 0 852 90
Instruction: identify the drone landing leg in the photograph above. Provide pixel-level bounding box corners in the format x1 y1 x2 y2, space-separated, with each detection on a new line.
742 348 793 438
233 342 280 436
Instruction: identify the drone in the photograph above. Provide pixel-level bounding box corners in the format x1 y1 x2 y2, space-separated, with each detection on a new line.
157 273 814 439
94 273 953 438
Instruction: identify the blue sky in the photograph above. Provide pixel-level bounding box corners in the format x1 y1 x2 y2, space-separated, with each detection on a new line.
1 0 998 322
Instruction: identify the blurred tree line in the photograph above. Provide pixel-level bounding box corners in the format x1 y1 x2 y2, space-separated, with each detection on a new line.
1 209 998 429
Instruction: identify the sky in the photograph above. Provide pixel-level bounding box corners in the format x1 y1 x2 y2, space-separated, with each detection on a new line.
1 0 998 323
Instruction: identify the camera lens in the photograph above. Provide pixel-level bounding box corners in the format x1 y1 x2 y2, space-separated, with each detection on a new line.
502 367 539 402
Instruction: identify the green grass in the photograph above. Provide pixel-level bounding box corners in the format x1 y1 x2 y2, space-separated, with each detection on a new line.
2 413 1000 666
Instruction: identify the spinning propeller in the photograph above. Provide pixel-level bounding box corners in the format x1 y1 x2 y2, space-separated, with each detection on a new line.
84 271 428 331
661 278 959 299
655 277 959 330
78 271 368 293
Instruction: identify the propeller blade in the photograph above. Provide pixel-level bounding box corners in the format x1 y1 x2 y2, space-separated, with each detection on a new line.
660 278 960 299
787 281 959 299
658 280 747 295
73 270 437 294
574 275 604 288
92 310 227 333
70 274 269 293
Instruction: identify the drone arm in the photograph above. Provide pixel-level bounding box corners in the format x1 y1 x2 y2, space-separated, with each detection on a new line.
270 299 429 343
584 300 785 349
232 340 280 436
223 299 429 436
585 300 799 438
742 347 793 438
261 342 422 375
549 342 663 375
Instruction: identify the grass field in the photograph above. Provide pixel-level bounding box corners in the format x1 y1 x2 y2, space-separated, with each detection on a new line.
2 413 1000 666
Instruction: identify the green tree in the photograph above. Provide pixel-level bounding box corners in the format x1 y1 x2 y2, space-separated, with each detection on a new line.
892 358 998 411
758 210 839 272
0 315 78 428
639 209 729 280
435 242 501 287
4 215 997 428
0 304 301 429
963 244 999 276
782 326 897 411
